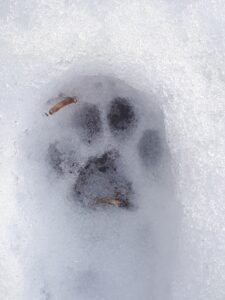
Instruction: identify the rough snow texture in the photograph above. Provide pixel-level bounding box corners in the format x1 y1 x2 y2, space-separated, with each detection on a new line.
0 1 225 300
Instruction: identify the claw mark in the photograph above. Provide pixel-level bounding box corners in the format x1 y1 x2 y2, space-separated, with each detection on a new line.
47 97 78 116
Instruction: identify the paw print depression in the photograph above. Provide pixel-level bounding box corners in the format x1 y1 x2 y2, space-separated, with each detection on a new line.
47 75 171 210
43 74 180 300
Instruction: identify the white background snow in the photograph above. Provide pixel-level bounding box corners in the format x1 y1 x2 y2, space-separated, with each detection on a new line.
1 0 225 299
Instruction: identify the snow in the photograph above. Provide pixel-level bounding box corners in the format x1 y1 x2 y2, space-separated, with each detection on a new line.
1 1 225 300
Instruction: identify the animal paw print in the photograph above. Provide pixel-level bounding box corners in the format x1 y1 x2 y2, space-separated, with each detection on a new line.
47 76 167 209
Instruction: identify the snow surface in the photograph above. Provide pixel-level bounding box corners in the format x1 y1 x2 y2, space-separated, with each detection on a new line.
1 1 225 300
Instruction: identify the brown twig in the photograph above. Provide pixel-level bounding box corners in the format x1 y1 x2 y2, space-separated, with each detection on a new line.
47 97 78 116
95 196 129 208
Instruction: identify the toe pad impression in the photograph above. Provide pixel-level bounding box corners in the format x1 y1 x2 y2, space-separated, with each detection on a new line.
74 103 102 144
107 97 137 136
138 129 162 165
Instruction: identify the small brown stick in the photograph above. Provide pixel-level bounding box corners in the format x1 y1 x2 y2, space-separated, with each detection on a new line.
48 97 78 116
95 196 129 208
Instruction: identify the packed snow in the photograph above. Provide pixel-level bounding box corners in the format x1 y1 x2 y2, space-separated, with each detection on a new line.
0 1 225 300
